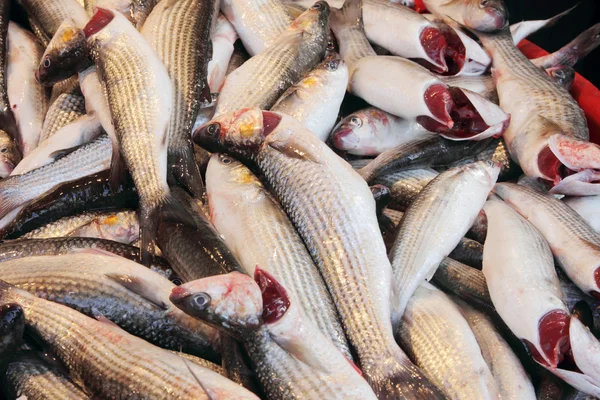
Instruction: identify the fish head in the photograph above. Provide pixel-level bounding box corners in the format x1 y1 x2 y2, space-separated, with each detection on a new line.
321 56 349 84
36 19 89 87
194 108 272 159
0 303 24 355
0 130 20 178
331 108 388 151
290 1 330 39
170 272 263 334
464 160 501 189
464 0 508 33
254 267 291 324
206 153 263 194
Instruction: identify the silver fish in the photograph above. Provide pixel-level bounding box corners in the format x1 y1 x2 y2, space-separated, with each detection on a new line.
39 92 87 143
16 0 89 43
21 210 116 239
563 195 600 233
373 167 438 211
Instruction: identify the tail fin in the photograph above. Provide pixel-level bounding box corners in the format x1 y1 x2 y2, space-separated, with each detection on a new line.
168 144 205 199
533 23 600 69
510 5 577 45
333 0 363 28
363 345 445 399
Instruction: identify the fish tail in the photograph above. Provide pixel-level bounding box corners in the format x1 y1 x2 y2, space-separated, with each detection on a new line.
552 23 600 68
331 0 363 29
168 145 205 199
363 346 445 399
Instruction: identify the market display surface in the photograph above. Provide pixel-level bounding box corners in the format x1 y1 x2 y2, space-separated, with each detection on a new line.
0 0 599 398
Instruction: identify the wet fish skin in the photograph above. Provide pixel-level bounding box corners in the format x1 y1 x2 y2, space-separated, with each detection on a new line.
373 167 438 211
5 353 89 400
141 0 218 198
0 253 221 360
206 153 351 357
0 129 20 178
39 92 86 143
94 0 160 28
221 0 293 56
390 161 499 323
563 195 600 233
272 57 348 141
0 134 111 221
398 282 500 399
0 279 259 399
422 0 507 33
7 22 49 157
194 108 445 400
17 0 89 42
215 3 330 116
449 237 484 269
21 209 118 239
0 303 24 375
494 183 600 299
68 209 138 243
440 74 498 104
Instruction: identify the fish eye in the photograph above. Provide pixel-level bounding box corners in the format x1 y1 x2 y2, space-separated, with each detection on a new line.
42 57 51 68
220 156 232 165
311 2 323 10
350 116 362 127
206 123 220 137
326 60 340 71
171 277 182 286
1 148 6 153
191 293 211 310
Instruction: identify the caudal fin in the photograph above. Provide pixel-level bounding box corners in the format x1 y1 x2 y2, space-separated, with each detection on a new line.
168 144 205 199
533 23 600 69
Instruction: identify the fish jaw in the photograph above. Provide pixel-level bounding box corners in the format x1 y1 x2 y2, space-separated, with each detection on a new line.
464 1 508 33
170 271 263 333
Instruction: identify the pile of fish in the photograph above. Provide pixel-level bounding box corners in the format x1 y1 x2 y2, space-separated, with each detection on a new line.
0 0 599 398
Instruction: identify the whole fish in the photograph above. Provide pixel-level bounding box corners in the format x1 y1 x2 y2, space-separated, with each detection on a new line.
0 171 138 240
7 22 48 157
483 197 570 368
141 0 218 198
206 153 351 357
39 92 87 143
331 107 435 156
16 0 89 43
12 114 102 175
171 270 379 399
194 108 444 399
0 0 20 177
220 0 293 56
458 301 537 400
68 209 138 243
531 23 600 69
5 353 89 400
398 282 500 399
272 57 348 141
475 27 593 193
373 167 438 210
85 9 186 264
563 196 600 233
493 183 600 299
215 3 329 116
0 134 111 220
0 279 259 399
422 0 507 32
207 15 238 92
389 161 499 322
0 252 220 360
0 303 24 374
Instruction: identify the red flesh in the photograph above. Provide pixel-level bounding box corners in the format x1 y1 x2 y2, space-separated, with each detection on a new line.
439 26 466 76
418 28 448 73
524 310 571 367
538 146 572 184
84 8 114 38
422 84 454 128
591 268 600 300
262 111 282 136
414 0 427 13
254 267 290 324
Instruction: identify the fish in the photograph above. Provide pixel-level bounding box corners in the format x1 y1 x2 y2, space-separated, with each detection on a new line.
483 196 570 368
493 183 600 299
372 167 438 210
16 0 89 43
215 3 330 116
422 0 507 33
358 135 495 183
0 134 111 220
531 23 600 69
5 352 89 400
141 0 218 198
546 65 576 91
272 56 348 141
7 22 49 157
397 282 500 399
0 252 221 360
563 196 600 233
389 161 499 323
0 130 20 178
458 301 537 400
39 91 87 143
67 210 138 243
474 27 593 193
0 303 24 374
94 0 160 28
12 114 103 175
220 0 293 56
448 237 484 269
331 108 435 156
206 153 351 357
171 269 379 399
0 279 259 399
510 6 577 45
207 15 238 93
194 108 445 399
21 209 122 239
85 9 188 265
0 171 138 240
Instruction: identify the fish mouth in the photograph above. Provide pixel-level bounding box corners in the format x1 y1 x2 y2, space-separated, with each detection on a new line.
416 27 448 74
0 159 15 178
254 267 290 324
331 126 359 150
467 6 507 32
169 286 192 305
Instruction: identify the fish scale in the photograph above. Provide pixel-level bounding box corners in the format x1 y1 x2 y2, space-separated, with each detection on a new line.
17 0 89 39
40 93 87 142
22 210 109 239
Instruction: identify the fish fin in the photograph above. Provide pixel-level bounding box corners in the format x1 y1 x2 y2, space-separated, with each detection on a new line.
159 193 196 227
108 138 126 193
105 273 169 310
331 0 364 30
168 145 205 199
533 23 600 68
139 204 159 267
266 132 322 164
48 144 86 161
91 308 120 328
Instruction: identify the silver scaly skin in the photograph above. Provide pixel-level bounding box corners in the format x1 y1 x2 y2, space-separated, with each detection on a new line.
17 0 89 42
194 108 444 399
373 168 438 211
206 154 352 358
40 92 86 143
22 210 112 239
215 2 330 116
0 280 258 399
141 0 218 198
